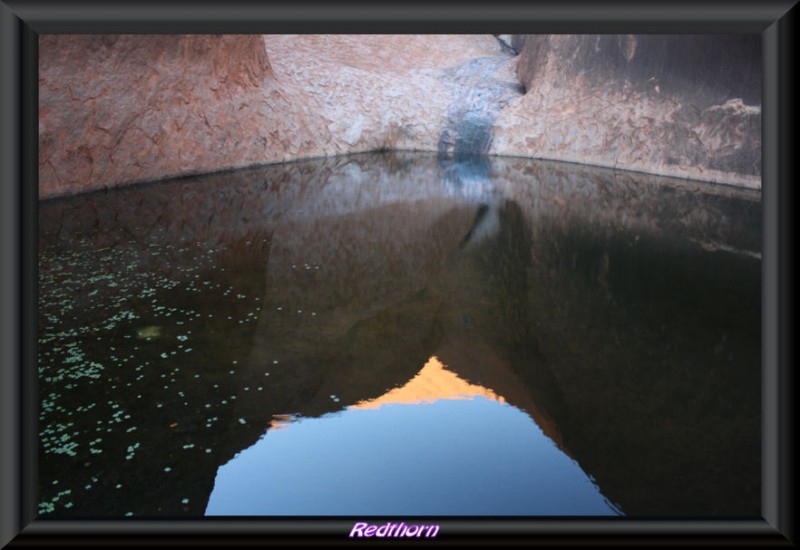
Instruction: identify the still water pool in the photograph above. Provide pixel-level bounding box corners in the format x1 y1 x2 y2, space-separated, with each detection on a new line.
38 152 761 518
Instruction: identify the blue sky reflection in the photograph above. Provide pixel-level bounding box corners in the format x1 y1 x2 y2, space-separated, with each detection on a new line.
206 386 622 516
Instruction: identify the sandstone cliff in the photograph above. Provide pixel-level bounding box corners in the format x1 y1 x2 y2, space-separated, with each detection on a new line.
39 34 506 198
39 34 761 198
493 35 761 188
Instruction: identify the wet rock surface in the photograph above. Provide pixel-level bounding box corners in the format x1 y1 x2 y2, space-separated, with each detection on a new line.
437 55 522 159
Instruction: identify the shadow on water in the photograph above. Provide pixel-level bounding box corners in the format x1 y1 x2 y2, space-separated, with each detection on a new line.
37 152 760 518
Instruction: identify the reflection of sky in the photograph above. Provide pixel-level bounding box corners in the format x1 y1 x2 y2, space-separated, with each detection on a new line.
205 387 622 516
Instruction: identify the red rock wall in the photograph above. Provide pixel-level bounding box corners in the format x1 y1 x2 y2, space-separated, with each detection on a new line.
39 35 297 198
39 34 761 199
39 34 503 199
492 35 761 188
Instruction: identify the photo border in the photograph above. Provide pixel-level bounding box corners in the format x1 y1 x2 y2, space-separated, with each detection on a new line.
1 0 796 546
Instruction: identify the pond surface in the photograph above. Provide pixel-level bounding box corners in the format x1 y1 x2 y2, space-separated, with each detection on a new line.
37 152 761 518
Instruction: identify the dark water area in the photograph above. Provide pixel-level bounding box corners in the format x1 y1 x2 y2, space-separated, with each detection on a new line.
37 152 761 518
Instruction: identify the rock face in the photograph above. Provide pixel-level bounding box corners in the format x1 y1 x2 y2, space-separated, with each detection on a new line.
492 35 761 187
39 35 279 198
38 34 761 198
39 34 508 198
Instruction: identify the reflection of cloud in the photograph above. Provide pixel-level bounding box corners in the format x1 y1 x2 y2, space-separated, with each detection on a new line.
350 356 506 410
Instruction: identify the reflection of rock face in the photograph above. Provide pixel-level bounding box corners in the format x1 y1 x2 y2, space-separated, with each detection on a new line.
494 35 761 187
520 220 760 516
229 163 760 516
350 356 504 409
38 152 760 518
237 197 479 417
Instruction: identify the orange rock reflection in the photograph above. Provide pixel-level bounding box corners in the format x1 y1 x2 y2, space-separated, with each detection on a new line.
269 414 296 431
349 356 506 410
267 354 569 461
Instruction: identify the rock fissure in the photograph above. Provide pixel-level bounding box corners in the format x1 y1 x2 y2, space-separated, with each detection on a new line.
437 55 523 161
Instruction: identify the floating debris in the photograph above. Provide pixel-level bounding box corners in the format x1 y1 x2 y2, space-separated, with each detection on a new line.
136 326 162 339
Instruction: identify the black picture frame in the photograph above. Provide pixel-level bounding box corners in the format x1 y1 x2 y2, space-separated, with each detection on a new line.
1 1 795 546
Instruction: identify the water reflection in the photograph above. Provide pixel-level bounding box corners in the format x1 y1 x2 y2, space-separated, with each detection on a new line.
351 356 505 409
37 152 760 518
206 372 620 516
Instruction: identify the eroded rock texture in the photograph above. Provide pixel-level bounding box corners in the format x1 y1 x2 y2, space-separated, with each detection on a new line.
493 35 761 188
39 34 507 198
39 35 282 198
39 34 761 198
